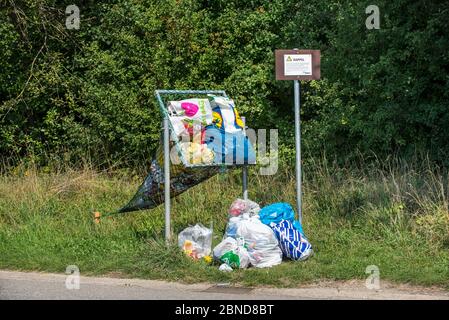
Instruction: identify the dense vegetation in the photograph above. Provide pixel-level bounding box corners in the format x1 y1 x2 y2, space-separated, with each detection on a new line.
1 0 448 167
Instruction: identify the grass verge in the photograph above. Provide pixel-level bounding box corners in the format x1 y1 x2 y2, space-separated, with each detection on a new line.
0 159 448 288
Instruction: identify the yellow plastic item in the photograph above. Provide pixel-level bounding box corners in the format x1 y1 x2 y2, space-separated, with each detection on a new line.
94 211 101 224
180 142 214 165
182 240 199 259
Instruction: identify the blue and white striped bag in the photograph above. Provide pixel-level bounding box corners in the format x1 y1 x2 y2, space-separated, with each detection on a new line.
270 220 313 261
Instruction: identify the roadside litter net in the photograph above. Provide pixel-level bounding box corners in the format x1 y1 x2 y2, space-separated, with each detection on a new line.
117 90 256 213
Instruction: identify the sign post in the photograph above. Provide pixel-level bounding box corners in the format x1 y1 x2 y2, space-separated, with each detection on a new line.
163 116 171 243
294 79 302 223
275 49 320 223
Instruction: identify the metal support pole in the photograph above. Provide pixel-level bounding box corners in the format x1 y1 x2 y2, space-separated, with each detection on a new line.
241 116 248 200
163 117 171 243
294 80 302 223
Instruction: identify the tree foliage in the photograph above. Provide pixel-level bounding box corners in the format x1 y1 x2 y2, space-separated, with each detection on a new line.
1 0 448 167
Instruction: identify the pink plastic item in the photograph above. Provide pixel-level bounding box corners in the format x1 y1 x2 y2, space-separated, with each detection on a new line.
228 199 248 217
181 102 199 117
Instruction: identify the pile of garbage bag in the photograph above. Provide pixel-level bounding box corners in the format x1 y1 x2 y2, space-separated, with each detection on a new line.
177 199 313 271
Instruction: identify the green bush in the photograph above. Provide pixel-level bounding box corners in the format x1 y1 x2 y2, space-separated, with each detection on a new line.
1 0 448 167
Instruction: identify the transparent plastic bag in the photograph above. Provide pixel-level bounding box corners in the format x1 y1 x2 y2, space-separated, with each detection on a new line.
228 198 260 217
178 223 212 259
228 199 248 217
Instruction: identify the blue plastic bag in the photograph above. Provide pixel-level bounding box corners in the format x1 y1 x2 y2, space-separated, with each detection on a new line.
204 126 256 165
259 202 304 235
270 220 313 261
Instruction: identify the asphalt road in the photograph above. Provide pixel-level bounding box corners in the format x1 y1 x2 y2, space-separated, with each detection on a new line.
1 270 448 300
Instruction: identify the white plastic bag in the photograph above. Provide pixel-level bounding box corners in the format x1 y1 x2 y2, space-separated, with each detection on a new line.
213 237 237 260
168 99 213 125
212 237 250 269
169 116 188 137
235 214 282 268
233 243 251 269
223 216 241 239
178 223 212 259
208 96 243 133
219 263 233 272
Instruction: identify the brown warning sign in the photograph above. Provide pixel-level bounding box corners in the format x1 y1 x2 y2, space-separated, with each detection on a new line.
275 49 320 80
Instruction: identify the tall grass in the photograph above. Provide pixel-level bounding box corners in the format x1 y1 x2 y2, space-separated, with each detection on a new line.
0 157 448 287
